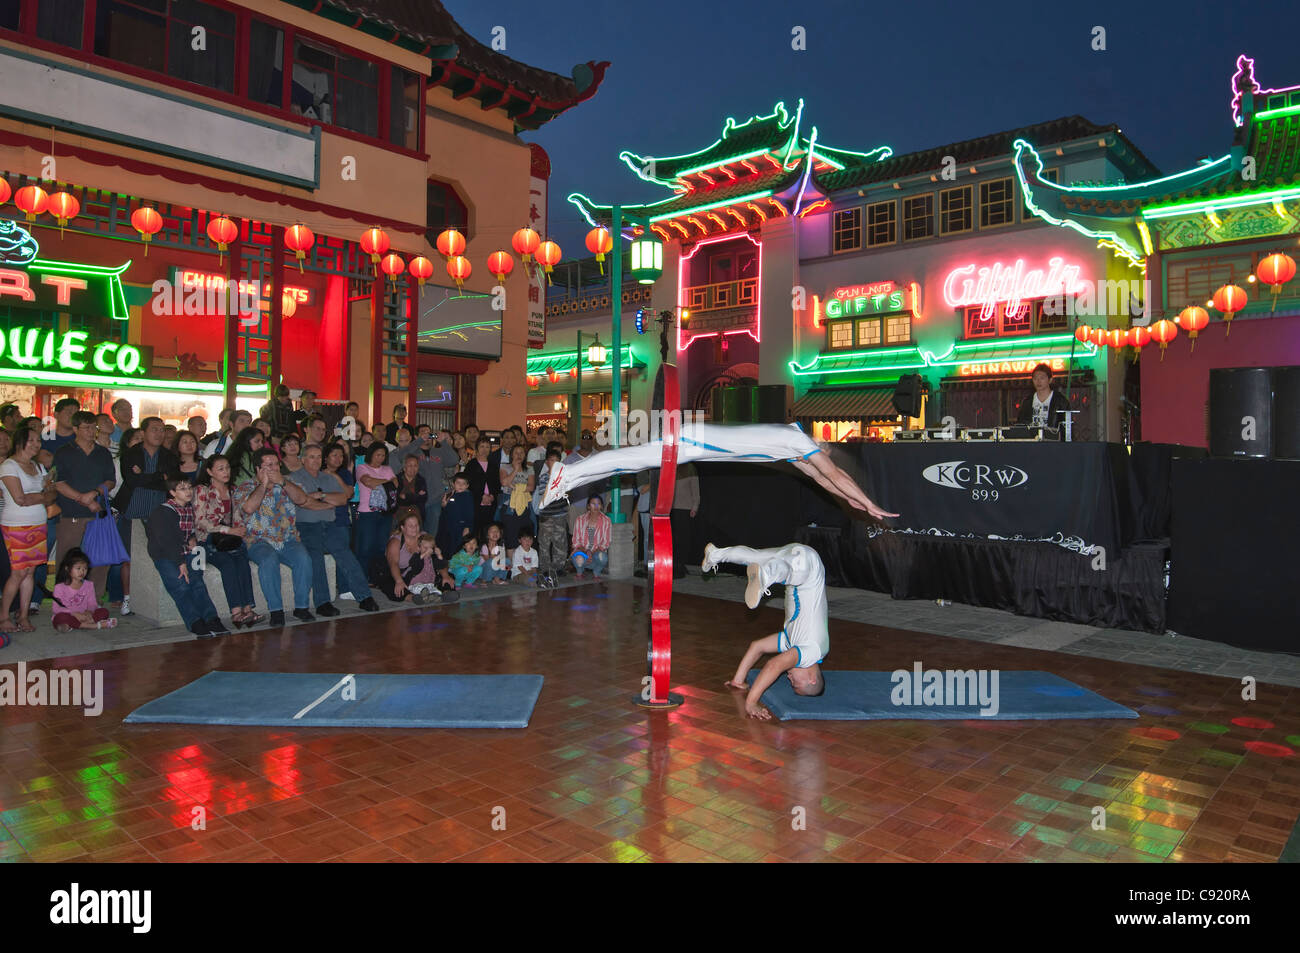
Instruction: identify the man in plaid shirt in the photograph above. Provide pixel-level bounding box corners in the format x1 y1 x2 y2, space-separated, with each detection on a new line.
569 494 612 579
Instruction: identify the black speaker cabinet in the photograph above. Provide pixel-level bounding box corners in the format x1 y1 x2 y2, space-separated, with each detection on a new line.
1209 367 1272 458
711 385 752 423
1273 366 1300 460
892 373 923 418
751 384 792 423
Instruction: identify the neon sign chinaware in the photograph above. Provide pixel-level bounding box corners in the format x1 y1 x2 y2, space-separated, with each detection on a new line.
0 326 151 376
942 257 1084 319
959 357 1066 378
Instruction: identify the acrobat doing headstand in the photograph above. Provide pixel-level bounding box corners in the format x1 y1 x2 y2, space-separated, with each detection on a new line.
702 541 829 721
540 422 899 520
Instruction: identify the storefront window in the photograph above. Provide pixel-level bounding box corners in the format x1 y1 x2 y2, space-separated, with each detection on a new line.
1 0 21 31
426 180 470 243
829 322 853 349
39 0 85 49
167 0 236 92
855 319 881 347
389 66 420 150
292 37 378 138
248 19 284 108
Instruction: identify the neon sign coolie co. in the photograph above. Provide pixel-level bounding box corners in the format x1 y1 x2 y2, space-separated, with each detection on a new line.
942 256 1085 318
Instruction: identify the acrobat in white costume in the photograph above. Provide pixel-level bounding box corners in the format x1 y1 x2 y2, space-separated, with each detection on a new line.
703 541 830 719
539 422 898 519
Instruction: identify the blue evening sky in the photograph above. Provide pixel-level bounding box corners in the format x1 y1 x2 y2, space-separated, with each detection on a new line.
450 0 1299 255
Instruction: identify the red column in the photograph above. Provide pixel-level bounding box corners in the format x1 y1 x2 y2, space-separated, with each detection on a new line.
406 280 418 422
223 233 242 409
369 273 383 425
269 225 284 392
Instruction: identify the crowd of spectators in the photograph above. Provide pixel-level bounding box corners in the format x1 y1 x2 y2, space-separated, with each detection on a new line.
0 387 692 641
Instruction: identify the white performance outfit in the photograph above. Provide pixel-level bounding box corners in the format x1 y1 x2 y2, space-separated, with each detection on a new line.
540 422 822 507
704 543 829 668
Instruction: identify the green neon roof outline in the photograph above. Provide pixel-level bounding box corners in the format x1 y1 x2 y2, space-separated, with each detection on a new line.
923 333 1094 364
1140 183 1300 219
31 257 132 321
1254 103 1300 121
649 189 775 222
1012 140 1145 268
668 147 775 180
527 343 639 373
1014 139 1234 195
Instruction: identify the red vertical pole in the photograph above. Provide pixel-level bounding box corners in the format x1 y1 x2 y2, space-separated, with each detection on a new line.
369 271 383 426
223 232 242 409
270 225 284 391
406 279 418 424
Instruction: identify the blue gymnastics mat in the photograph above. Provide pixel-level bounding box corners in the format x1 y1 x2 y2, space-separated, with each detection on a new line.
124 671 544 728
751 670 1138 722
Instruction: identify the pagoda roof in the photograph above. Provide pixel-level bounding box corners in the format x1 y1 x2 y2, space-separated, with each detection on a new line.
818 115 1158 193
571 101 892 239
290 0 609 131
1016 56 1300 264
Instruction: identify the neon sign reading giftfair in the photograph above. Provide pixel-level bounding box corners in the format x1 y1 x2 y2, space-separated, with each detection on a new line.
942 256 1084 319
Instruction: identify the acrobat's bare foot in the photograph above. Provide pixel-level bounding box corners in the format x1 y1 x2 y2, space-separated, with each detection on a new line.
724 679 748 691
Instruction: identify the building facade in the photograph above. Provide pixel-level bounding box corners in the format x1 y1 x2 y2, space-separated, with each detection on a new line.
1017 55 1300 448
0 0 604 431
564 102 1157 442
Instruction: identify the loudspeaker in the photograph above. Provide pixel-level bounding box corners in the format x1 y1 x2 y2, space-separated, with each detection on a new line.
751 384 792 423
711 386 752 423
1272 366 1300 460
1209 367 1272 458
892 374 923 418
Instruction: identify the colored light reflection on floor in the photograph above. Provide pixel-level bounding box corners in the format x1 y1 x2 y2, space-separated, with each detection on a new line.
1135 686 1176 697
1231 716 1275 730
1130 726 1181 741
1139 705 1180 717
1188 721 1230 734
1242 741 1294 758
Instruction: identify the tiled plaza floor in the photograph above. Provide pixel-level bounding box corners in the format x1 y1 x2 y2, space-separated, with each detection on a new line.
1 579 1297 863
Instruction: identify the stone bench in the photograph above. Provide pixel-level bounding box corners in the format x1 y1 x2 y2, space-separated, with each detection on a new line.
128 527 336 626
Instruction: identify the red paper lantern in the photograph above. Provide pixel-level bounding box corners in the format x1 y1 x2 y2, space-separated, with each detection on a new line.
435 228 466 260
280 291 297 318
1089 327 1107 347
536 240 561 285
408 255 434 286
206 214 238 264
1128 325 1151 364
488 250 514 283
1177 306 1209 353
527 375 539 388
0 178 11 207
585 227 613 274
446 254 471 290
285 223 314 273
360 227 390 268
545 365 557 384
1256 253 1296 312
569 368 578 378
1210 283 1248 334
512 227 540 262
130 206 163 256
380 252 405 284
47 191 80 236
1074 324 1092 344
1107 328 1128 349
1150 318 1178 361
15 185 49 222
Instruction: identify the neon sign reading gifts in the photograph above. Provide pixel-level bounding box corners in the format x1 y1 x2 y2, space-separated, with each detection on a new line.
942 257 1084 319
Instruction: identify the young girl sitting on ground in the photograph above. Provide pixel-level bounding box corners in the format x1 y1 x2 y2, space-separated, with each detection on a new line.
448 536 483 588
480 523 510 586
52 548 116 631
403 533 453 602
